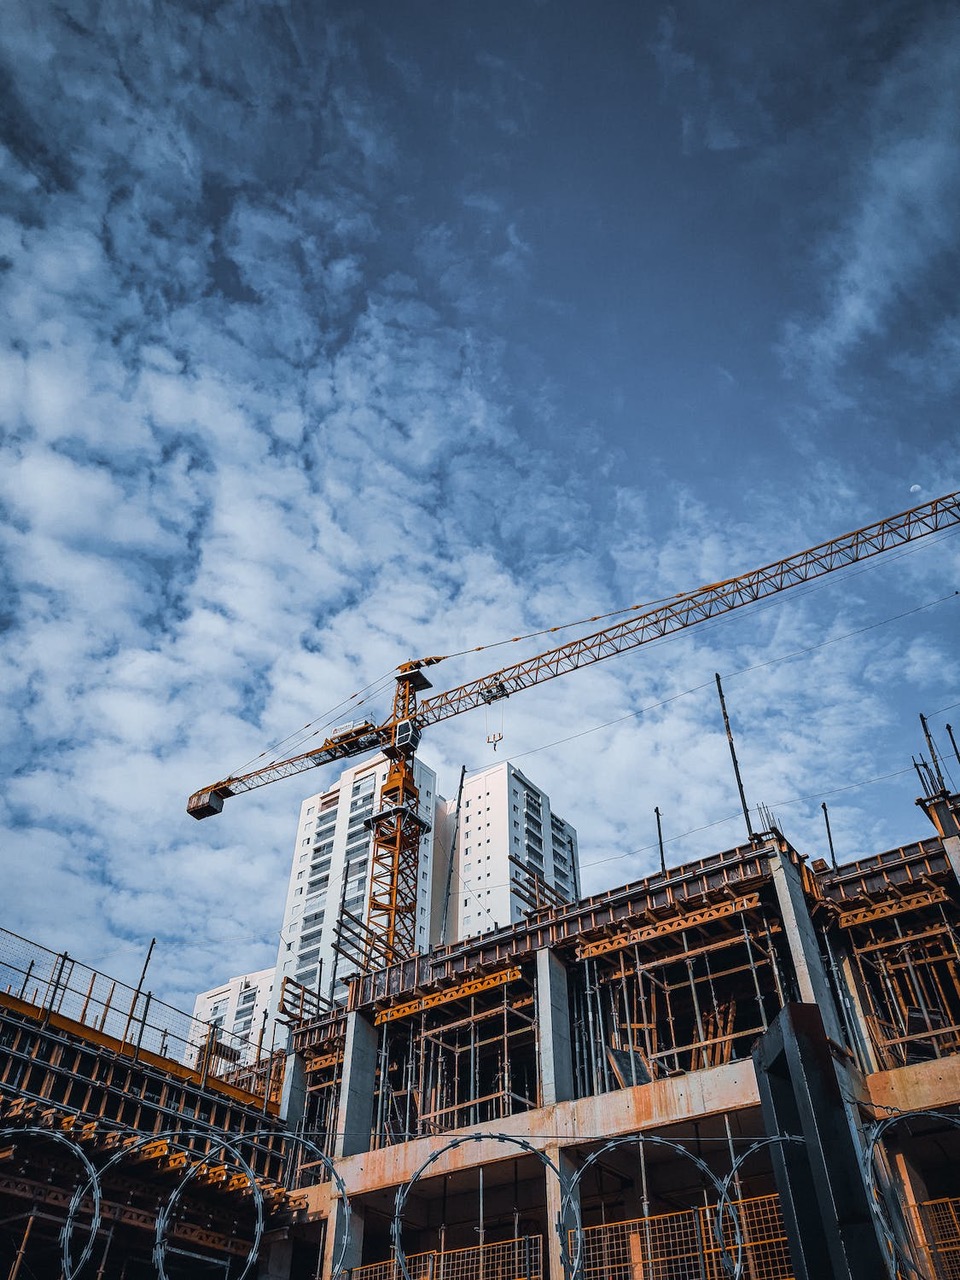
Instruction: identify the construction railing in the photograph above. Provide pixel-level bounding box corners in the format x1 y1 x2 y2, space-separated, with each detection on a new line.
916 1197 960 1279
0 927 264 1087
571 1193 793 1280
346 1236 543 1280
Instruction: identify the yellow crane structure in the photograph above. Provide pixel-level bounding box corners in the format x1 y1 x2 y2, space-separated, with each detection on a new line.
188 491 960 969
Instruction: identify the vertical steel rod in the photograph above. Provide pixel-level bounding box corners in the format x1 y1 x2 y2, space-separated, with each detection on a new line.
920 712 946 791
8 1212 33 1280
822 802 839 871
715 673 753 844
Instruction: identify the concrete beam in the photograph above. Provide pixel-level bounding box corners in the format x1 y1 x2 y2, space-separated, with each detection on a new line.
305 1058 759 1203
867 1054 960 1114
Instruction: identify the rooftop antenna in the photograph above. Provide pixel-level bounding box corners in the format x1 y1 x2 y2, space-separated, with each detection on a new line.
821 802 838 871
654 806 667 875
715 673 754 845
920 713 947 792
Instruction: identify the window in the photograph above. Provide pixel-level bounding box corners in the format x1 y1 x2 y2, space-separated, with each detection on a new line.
297 871 304 880
295 887 303 896
306 806 314 815
301 838 310 846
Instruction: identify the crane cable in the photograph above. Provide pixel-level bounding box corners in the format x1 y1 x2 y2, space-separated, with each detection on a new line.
230 524 959 778
505 588 958 767
425 524 960 664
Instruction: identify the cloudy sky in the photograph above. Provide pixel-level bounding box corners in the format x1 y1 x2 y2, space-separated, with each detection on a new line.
2 0 958 1008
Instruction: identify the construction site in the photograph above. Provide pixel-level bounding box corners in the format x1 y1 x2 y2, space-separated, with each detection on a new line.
3 492 960 1279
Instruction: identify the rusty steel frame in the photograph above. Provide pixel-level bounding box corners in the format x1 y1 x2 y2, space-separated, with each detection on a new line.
374 967 523 1026
371 971 539 1146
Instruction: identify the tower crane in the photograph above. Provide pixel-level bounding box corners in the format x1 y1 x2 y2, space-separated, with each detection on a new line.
188 491 960 969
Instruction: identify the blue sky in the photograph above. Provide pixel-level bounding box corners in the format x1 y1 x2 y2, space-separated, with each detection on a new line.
1 0 958 1006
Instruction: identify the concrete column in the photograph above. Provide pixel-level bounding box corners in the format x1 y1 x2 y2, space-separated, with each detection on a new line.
280 1051 307 1127
920 794 960 881
753 1003 889 1280
536 949 574 1106
890 1149 932 1270
321 1194 364 1280
334 1010 378 1157
544 1143 578 1280
768 844 844 1044
257 1235 293 1279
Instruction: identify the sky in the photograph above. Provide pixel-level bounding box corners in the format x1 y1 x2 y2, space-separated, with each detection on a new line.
1 0 958 1010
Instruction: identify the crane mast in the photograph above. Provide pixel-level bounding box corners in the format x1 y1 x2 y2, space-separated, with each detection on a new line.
188 490 960 970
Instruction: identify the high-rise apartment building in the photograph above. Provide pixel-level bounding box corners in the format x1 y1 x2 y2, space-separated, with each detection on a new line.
434 760 579 941
192 760 579 1039
274 754 440 1005
189 965 276 1065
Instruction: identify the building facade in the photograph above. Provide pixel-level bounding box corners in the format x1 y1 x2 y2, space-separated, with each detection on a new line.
436 760 580 942
4 781 960 1278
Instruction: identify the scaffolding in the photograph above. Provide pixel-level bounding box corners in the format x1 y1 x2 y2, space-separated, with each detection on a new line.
823 839 960 1068
372 968 538 1144
569 896 790 1093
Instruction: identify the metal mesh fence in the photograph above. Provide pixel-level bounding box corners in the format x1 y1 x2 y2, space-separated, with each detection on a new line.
348 1253 435 1280
918 1198 960 1280
571 1193 793 1280
348 1237 542 1280
0 927 260 1085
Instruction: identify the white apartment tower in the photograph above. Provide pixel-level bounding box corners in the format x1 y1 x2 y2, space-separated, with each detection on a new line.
190 966 276 1066
435 760 579 942
275 754 440 1004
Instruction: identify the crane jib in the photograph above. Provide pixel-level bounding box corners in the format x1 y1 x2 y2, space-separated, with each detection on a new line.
187 489 960 815
414 490 960 728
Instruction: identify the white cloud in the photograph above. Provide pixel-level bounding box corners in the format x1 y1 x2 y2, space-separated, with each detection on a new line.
781 12 960 380
0 0 955 1018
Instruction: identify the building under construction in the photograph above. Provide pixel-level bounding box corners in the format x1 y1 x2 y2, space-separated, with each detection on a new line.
4 772 960 1279
6 493 960 1278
